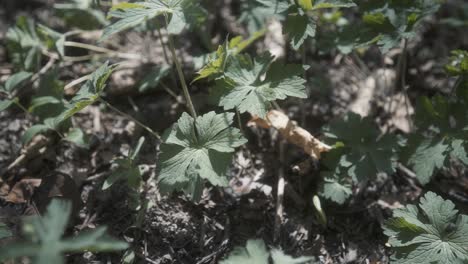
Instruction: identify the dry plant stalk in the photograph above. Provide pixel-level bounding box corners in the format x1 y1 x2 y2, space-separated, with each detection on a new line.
248 110 331 159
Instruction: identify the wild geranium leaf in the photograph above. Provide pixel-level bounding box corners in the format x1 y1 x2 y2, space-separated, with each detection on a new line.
239 0 288 34
157 111 246 201
0 199 127 264
319 172 352 204
335 0 440 54
384 192 468 264
216 52 307 118
404 136 448 185
323 112 399 183
403 92 468 185
286 13 316 51
318 147 353 204
220 239 315 264
102 0 202 40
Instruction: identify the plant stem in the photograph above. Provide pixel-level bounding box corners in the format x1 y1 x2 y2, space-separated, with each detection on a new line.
164 15 197 118
64 41 142 60
235 108 243 133
100 98 161 140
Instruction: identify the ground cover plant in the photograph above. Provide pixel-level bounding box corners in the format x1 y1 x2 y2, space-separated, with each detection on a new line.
0 0 467 263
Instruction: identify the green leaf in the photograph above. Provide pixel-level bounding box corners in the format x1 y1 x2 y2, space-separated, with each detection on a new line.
22 124 51 144
157 111 247 201
298 0 313 11
193 30 266 82
54 0 108 30
0 199 127 264
405 137 449 184
240 0 288 34
220 239 269 264
271 249 315 264
28 96 62 113
103 137 145 190
216 53 307 118
319 174 352 204
322 112 399 183
384 191 468 264
53 62 116 125
220 239 316 264
64 128 90 148
286 13 316 50
6 16 42 71
0 100 15 112
137 65 170 92
4 71 33 92
403 92 468 184
446 50 468 76
101 0 201 40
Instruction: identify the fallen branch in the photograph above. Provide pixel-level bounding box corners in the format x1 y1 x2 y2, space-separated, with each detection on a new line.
248 110 331 159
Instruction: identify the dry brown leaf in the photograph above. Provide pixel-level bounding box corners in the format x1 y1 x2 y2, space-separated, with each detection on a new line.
3 178 42 203
247 110 331 159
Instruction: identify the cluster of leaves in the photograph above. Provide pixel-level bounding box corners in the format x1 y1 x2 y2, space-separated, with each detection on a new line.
241 0 356 50
7 16 64 71
319 112 400 203
402 91 468 184
20 62 116 145
334 0 441 53
101 0 206 40
220 239 316 264
103 137 146 209
0 199 127 264
384 192 468 263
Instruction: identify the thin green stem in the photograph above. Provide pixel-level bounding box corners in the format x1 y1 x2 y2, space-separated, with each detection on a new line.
164 15 197 118
100 98 160 140
236 108 243 134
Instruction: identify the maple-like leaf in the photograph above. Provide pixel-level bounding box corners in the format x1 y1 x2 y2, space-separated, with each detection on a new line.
322 112 400 183
335 0 440 54
101 0 204 40
0 199 127 264
216 52 307 118
384 192 468 264
157 111 247 201
403 93 468 185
